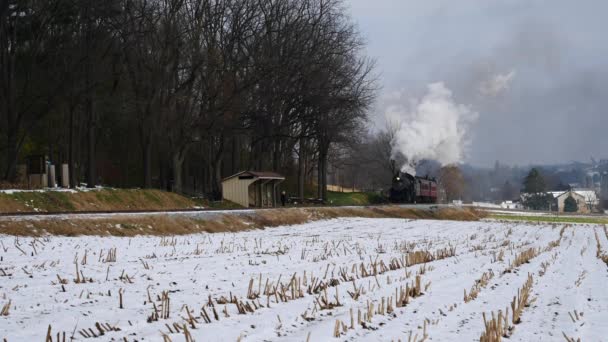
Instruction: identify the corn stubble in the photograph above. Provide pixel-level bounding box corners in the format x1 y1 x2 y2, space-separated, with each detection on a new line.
480 273 535 341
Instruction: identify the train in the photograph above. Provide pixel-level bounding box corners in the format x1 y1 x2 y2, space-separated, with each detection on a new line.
389 172 438 203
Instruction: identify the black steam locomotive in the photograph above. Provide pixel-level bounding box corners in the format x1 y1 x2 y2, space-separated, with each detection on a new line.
389 172 438 203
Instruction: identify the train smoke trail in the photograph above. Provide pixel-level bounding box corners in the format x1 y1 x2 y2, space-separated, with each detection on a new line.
387 82 478 174
479 70 516 97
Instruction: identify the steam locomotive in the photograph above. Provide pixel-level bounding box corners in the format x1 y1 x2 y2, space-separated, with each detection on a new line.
389 172 438 203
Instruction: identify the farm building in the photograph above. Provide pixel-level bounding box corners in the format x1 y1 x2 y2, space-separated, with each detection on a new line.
221 171 285 208
550 190 597 213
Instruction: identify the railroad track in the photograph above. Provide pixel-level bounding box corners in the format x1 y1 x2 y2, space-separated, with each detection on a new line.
0 203 446 221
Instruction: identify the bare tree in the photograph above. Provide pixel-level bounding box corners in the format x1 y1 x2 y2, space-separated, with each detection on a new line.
0 0 73 181
439 165 465 203
0 0 377 200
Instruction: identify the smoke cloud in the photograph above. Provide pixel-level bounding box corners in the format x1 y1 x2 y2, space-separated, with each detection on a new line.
478 70 516 97
350 0 608 166
387 82 478 174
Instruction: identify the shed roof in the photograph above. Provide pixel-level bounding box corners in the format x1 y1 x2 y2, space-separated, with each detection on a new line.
222 170 285 182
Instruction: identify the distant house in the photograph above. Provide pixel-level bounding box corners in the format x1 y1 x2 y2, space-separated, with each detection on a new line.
501 200 522 210
551 190 596 213
520 189 598 213
573 189 600 209
471 200 522 209
221 171 285 208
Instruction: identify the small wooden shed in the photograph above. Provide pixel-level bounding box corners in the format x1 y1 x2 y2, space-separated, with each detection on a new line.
221 171 285 208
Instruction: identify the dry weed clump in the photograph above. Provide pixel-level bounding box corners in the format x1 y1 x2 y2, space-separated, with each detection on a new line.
161 320 196 337
503 248 538 274
315 287 342 310
479 273 536 341
396 275 426 307
263 272 304 303
148 290 171 322
491 250 505 263
103 248 117 262
44 325 69 342
333 318 349 337
1 300 11 316
406 246 455 267
544 227 566 252
464 270 495 303
510 273 535 324
538 261 550 277
405 322 429 342
480 310 511 342
332 275 429 338
73 261 93 283
567 310 583 323
562 333 581 342
594 230 608 265
78 322 121 339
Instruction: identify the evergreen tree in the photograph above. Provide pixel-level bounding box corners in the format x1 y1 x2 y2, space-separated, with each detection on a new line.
524 193 554 211
523 168 546 193
563 195 578 212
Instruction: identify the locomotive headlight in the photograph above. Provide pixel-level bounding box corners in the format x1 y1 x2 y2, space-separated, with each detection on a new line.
396 177 400 181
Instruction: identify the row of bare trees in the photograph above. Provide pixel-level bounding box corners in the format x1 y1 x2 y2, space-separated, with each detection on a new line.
0 0 375 200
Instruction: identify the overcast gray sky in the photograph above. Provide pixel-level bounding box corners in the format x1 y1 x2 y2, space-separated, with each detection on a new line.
347 0 608 167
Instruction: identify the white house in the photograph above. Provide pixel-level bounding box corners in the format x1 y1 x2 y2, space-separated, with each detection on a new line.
500 200 522 210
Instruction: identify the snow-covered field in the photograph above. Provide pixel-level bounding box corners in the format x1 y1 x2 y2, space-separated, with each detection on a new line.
1 218 608 341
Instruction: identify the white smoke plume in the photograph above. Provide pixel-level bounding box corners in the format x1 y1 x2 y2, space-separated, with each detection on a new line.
478 70 516 97
387 82 478 174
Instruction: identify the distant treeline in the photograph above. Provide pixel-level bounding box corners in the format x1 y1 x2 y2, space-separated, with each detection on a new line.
0 0 375 199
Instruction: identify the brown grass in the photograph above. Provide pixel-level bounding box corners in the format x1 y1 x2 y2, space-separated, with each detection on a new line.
0 206 483 237
0 195 29 212
0 189 197 213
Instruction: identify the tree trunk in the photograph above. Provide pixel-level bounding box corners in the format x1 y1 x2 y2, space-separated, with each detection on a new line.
253 139 263 171
231 135 239 174
317 156 323 200
142 138 152 188
211 136 224 200
317 143 329 201
2 17 17 183
298 138 305 201
68 106 76 188
213 158 222 199
322 154 328 201
205 163 212 196
83 1 96 188
172 148 185 194
4 125 17 182
272 137 280 171
86 97 96 188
